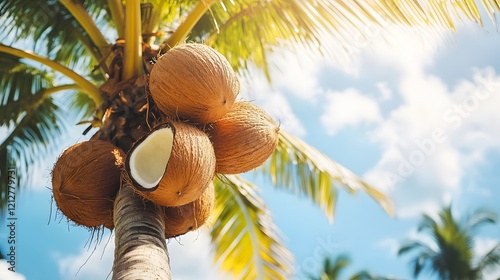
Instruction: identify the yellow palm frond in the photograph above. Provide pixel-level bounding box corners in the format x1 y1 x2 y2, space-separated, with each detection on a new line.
188 0 499 77
263 131 394 222
210 175 294 279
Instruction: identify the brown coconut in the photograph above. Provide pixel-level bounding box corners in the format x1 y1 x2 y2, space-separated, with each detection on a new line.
163 181 215 238
207 101 279 174
51 140 125 229
126 121 216 207
149 43 239 124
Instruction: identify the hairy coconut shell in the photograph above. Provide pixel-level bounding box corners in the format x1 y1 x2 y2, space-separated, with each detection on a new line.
149 43 239 124
163 181 215 238
51 140 125 229
207 101 279 174
128 121 216 206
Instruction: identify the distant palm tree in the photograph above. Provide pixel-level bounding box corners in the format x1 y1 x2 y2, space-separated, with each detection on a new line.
308 254 350 280
308 254 399 280
398 206 500 280
1 0 499 279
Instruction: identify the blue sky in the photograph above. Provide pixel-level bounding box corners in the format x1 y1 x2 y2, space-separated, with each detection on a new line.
2 16 500 280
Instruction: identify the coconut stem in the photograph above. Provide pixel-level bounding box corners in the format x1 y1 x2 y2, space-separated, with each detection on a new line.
59 0 110 58
123 0 144 80
0 44 104 106
112 174 171 279
108 0 125 38
160 0 215 51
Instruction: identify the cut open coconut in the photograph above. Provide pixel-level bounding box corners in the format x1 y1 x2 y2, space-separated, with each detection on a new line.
127 123 175 191
126 121 216 207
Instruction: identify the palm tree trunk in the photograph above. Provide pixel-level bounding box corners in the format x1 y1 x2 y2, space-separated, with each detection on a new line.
112 173 171 279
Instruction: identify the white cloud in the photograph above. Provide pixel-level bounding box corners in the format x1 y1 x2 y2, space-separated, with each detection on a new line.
474 237 499 260
270 50 323 100
56 232 114 280
0 260 26 280
474 237 500 280
376 82 393 101
364 26 451 74
349 23 500 218
376 238 400 256
321 88 382 135
238 70 307 136
365 67 500 218
169 231 230 280
258 92 307 136
55 230 227 280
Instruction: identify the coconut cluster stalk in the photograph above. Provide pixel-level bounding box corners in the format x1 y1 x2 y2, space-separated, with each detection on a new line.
49 38 279 280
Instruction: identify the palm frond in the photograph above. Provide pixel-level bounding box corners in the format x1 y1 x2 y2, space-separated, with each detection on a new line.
399 205 500 279
144 0 198 44
0 52 87 212
0 0 112 72
475 243 500 273
123 0 144 80
464 208 497 233
349 270 401 280
398 238 441 278
410 255 429 278
64 91 96 123
210 175 294 280
398 240 436 256
0 53 54 126
59 0 110 54
0 44 103 106
418 213 439 232
322 255 351 279
187 0 500 78
195 0 336 77
161 0 213 50
0 97 66 212
261 130 393 222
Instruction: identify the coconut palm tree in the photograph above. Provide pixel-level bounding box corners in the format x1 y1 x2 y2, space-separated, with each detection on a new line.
308 254 399 280
1 1 499 279
398 206 500 280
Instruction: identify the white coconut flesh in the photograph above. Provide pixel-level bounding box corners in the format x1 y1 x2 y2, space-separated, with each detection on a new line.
129 127 174 189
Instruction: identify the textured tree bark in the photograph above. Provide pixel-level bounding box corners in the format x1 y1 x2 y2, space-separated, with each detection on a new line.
112 173 171 279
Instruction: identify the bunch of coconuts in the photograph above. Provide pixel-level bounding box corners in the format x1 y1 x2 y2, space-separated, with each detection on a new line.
51 43 279 238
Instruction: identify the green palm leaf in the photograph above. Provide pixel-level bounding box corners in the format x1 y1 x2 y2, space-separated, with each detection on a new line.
0 55 51 126
313 255 351 280
475 243 500 275
464 208 497 232
0 98 66 211
0 52 85 212
210 175 294 279
0 0 107 70
192 0 341 77
262 131 393 222
399 206 500 279
186 0 500 78
143 0 198 43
